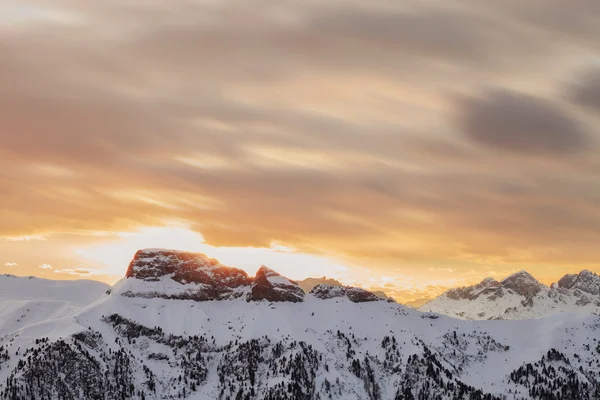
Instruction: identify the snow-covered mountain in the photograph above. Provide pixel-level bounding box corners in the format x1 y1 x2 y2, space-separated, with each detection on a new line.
0 249 599 399
420 270 600 320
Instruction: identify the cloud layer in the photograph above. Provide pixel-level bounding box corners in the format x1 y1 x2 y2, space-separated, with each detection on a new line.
1 0 599 284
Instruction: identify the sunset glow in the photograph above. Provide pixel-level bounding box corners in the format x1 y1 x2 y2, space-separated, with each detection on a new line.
75 225 352 283
1 0 599 304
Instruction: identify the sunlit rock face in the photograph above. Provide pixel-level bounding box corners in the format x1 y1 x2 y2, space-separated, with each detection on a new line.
500 271 544 298
247 266 305 303
124 249 251 301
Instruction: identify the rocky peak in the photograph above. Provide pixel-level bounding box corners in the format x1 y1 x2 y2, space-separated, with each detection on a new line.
127 249 250 286
310 284 382 303
345 287 383 303
501 270 544 297
310 284 346 300
559 270 600 296
246 266 305 303
123 249 251 301
128 249 216 279
557 273 578 290
446 277 499 300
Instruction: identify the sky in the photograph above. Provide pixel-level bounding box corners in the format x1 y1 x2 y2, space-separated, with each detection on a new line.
1 0 600 303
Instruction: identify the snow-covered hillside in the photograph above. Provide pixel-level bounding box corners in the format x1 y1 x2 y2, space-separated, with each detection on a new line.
420 270 600 320
0 250 599 400
0 274 109 337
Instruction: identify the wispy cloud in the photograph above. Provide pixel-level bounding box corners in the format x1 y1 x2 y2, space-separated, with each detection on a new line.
4 262 17 267
5 235 47 242
0 0 598 286
53 268 94 276
38 264 53 269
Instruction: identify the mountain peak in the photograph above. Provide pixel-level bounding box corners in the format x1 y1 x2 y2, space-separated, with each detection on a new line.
502 270 535 281
558 270 600 296
126 249 222 281
256 265 279 277
501 270 544 297
247 265 304 303
123 249 250 301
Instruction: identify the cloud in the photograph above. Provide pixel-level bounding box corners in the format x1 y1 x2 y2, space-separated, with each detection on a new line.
569 68 600 112
0 0 598 283
4 262 17 267
4 235 47 242
38 264 53 269
458 89 590 155
53 268 96 277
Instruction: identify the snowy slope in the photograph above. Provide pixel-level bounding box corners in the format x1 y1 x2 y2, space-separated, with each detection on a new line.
0 251 598 400
0 274 109 337
0 274 109 305
420 270 600 320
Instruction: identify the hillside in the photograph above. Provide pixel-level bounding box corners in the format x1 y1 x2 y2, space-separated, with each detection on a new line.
0 274 109 337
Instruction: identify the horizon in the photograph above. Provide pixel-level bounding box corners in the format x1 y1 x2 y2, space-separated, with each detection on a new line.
2 1 600 304
2 245 596 304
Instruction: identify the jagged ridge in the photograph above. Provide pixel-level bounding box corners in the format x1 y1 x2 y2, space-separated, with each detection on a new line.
421 269 600 320
122 249 383 304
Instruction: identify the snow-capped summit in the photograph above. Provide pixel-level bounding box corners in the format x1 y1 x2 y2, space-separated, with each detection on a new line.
120 250 307 303
421 269 600 320
557 270 600 296
120 249 251 301
500 270 544 297
247 265 305 302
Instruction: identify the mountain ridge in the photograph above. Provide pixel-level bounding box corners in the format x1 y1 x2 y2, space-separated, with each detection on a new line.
0 250 598 399
421 269 600 320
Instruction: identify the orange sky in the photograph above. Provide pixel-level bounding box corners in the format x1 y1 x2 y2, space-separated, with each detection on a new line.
1 1 600 302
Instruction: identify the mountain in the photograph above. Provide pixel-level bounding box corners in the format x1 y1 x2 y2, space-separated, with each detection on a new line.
297 276 393 301
310 284 385 303
297 276 343 293
0 250 599 399
420 270 600 320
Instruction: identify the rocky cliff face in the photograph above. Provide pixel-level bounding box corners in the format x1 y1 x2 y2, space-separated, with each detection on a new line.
124 250 308 302
558 270 600 296
246 266 305 303
123 249 251 301
501 271 544 297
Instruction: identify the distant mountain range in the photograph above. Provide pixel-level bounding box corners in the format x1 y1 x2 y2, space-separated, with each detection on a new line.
420 270 600 320
0 249 598 399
